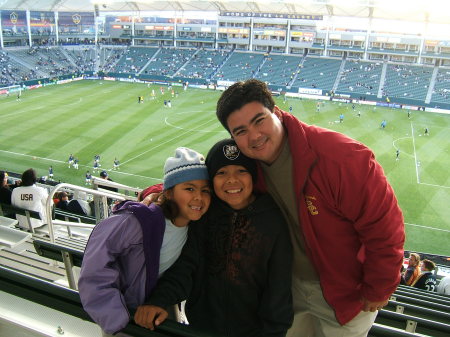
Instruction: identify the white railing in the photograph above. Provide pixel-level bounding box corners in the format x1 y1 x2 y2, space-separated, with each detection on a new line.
45 182 138 243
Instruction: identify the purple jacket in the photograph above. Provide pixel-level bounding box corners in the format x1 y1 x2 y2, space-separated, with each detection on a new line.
78 202 165 334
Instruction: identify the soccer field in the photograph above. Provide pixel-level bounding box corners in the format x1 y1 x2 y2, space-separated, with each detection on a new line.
1 80 449 256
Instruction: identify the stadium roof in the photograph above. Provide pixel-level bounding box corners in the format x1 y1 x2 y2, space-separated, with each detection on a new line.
1 0 450 24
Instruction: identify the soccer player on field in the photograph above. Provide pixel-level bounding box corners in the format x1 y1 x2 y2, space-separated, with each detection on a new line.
85 171 92 185
113 158 120 170
48 166 54 180
93 160 99 173
68 154 74 168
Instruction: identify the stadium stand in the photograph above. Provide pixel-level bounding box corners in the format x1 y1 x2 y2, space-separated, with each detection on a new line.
175 48 231 79
141 47 197 77
110 46 158 74
368 323 425 336
0 44 449 110
375 310 450 336
64 46 96 72
99 46 128 73
431 68 450 106
214 51 265 82
291 56 342 92
337 59 383 96
7 47 78 78
389 294 450 314
0 50 38 85
0 202 43 233
384 298 450 325
0 265 210 337
382 64 434 101
394 287 450 307
254 53 303 86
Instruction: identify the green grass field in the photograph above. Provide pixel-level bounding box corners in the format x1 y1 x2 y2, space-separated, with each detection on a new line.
1 80 449 256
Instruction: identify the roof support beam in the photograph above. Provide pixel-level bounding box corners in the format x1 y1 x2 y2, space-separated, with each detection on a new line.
211 1 227 11
326 4 334 16
248 2 262 13
172 1 184 12
50 0 65 12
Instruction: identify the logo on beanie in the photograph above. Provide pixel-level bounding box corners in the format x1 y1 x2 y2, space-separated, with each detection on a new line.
223 144 240 160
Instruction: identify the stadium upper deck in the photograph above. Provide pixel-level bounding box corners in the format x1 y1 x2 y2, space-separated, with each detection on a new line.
0 2 450 108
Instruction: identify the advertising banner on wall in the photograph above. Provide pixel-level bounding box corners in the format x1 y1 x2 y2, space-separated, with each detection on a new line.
29 11 56 35
58 12 95 34
1 10 27 35
298 87 322 95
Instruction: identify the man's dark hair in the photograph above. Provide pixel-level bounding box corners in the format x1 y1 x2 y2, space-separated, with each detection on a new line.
21 168 37 186
216 79 275 132
0 171 6 187
422 259 436 271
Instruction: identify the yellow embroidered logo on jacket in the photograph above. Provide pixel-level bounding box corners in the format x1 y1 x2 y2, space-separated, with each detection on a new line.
305 195 319 215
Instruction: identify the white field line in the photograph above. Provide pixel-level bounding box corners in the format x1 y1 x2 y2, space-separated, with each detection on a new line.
405 222 450 233
120 117 217 166
392 137 414 158
418 182 450 189
410 122 420 184
1 106 45 118
164 115 226 133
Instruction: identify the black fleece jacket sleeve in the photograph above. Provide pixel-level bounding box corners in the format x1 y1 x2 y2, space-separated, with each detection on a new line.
258 219 293 337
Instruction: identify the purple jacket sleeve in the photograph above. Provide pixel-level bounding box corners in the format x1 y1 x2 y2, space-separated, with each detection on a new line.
78 213 142 334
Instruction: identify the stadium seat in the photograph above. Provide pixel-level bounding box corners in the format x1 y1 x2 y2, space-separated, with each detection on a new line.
376 309 450 336
0 265 211 337
385 299 450 324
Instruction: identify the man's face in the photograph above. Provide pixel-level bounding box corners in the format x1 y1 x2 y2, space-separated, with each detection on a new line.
226 102 285 165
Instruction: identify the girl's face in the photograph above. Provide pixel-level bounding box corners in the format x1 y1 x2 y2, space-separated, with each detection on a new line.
213 165 254 210
169 179 211 227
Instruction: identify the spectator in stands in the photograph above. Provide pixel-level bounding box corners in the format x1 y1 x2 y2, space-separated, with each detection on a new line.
0 171 15 204
437 275 450 295
56 191 70 211
412 259 437 292
211 79 404 337
11 168 50 230
78 147 211 337
98 170 119 193
67 191 92 217
135 139 293 337
399 265 407 285
405 252 421 286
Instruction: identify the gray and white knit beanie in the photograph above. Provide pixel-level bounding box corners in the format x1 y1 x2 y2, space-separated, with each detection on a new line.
163 147 208 190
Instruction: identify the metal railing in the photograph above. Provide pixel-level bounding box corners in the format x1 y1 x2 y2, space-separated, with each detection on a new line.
45 182 139 243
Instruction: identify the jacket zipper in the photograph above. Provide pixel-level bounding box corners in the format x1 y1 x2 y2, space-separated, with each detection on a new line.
225 211 238 336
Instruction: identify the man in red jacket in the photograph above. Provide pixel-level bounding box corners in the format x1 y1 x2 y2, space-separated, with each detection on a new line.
216 79 405 337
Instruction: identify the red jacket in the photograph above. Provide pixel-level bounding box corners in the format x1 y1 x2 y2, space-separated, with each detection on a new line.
255 111 405 325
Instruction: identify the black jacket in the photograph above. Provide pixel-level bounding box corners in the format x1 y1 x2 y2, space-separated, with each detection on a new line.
0 186 12 204
147 193 293 337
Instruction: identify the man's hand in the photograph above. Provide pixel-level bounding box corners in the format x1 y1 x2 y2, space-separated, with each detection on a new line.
361 297 389 312
141 193 164 206
134 305 168 330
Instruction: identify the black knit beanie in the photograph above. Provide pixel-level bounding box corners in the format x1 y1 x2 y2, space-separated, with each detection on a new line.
206 138 257 182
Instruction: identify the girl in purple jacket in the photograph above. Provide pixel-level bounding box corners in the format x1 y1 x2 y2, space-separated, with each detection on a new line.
78 147 211 336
